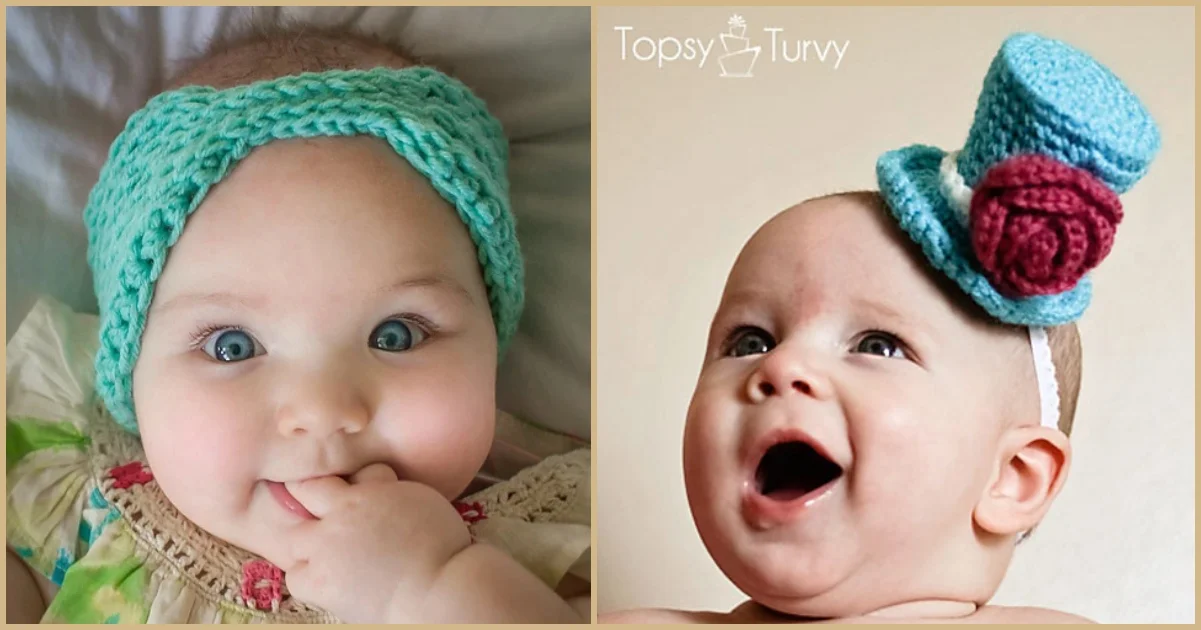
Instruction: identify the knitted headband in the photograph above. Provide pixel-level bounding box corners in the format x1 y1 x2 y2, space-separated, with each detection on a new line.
875 33 1160 431
84 66 523 433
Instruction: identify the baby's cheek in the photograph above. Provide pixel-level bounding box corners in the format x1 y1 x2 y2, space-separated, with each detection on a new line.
683 390 738 508
375 362 496 498
136 369 265 521
854 387 980 531
685 385 739 462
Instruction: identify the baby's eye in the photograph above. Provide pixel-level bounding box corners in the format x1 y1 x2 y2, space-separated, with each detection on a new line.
370 319 428 352
203 329 263 363
853 332 908 359
726 327 776 358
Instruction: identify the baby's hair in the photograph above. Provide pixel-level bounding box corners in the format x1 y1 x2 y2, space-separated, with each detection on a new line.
1045 323 1082 436
166 14 453 91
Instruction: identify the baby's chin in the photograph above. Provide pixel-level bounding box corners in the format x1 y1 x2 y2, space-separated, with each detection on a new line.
726 567 858 619
741 591 865 621
706 534 886 620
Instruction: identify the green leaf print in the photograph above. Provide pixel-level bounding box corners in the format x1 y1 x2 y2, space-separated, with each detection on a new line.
6 416 89 472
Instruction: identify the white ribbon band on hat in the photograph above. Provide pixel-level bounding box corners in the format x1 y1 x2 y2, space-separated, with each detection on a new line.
939 150 973 226
938 150 1061 431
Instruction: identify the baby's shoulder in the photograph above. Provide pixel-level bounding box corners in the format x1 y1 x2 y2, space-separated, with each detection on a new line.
975 605 1096 624
599 607 732 624
599 604 1096 625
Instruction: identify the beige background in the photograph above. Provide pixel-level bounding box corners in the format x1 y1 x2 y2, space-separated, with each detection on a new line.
597 6 1194 624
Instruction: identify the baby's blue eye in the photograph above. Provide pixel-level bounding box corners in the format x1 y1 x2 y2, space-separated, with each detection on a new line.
370 319 427 352
854 332 907 359
727 327 776 357
205 329 260 363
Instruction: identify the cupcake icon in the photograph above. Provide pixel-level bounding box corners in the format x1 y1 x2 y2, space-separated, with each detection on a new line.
718 15 761 78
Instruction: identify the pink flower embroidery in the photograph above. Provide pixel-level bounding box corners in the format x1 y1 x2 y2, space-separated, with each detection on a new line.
241 559 284 612
453 501 487 525
970 154 1123 297
107 462 153 489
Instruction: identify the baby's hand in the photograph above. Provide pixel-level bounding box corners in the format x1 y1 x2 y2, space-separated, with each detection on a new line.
273 464 471 623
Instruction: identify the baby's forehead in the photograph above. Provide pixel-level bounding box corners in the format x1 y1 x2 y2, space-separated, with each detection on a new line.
722 192 1025 336
725 192 927 302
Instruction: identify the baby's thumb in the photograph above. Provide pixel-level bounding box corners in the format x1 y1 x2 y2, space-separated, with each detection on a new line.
349 462 399 485
285 476 348 518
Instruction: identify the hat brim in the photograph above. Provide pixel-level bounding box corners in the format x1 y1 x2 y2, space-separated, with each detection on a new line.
876 144 1091 327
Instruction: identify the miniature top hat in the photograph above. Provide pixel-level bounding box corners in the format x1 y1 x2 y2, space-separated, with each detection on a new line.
876 33 1160 326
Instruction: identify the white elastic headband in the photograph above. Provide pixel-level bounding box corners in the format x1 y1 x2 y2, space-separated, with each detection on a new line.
1014 328 1060 544
1028 326 1061 430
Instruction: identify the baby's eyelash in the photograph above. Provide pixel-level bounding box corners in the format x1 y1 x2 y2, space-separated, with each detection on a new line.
188 324 244 350
716 323 761 354
386 313 441 335
857 328 904 344
853 328 919 363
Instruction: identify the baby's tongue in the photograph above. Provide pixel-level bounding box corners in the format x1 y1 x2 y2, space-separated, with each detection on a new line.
766 487 810 502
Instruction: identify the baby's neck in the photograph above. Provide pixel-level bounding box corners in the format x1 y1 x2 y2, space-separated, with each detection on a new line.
731 598 981 623
860 599 979 619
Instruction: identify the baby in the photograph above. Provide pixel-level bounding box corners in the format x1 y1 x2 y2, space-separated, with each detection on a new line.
7 23 589 623
602 33 1157 624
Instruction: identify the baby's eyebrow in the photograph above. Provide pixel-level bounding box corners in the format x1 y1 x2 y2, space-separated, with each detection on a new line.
850 296 909 324
718 286 776 311
151 275 475 316
715 291 921 330
850 296 936 346
151 291 266 316
374 274 476 306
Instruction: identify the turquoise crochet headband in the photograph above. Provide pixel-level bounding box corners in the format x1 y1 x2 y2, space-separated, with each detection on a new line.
84 66 523 433
876 33 1160 327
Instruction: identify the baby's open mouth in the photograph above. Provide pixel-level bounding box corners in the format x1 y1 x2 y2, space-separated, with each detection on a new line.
754 441 843 501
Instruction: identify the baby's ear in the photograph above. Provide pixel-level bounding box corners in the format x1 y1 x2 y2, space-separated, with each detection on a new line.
973 426 1071 537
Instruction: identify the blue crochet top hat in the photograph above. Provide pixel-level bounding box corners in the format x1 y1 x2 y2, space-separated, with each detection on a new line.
876 33 1160 326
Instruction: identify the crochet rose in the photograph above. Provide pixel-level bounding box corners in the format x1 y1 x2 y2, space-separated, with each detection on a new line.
970 153 1124 297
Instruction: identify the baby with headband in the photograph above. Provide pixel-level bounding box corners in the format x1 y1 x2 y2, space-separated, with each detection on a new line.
602 33 1158 624
6 24 589 623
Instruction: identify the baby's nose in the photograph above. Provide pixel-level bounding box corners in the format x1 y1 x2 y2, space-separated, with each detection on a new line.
275 374 371 438
753 376 815 398
745 349 830 403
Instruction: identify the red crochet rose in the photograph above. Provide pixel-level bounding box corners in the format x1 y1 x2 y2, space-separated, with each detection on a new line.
970 154 1123 297
241 559 284 611
108 461 154 489
453 501 487 525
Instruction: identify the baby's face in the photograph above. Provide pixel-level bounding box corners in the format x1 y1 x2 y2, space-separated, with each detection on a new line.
131 137 498 562
683 193 1035 616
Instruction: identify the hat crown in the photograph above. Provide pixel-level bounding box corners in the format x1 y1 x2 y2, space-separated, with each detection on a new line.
957 32 1160 193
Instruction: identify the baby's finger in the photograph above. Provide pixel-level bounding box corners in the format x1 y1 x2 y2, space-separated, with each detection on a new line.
281 559 319 605
349 462 399 485
271 519 322 568
285 475 350 519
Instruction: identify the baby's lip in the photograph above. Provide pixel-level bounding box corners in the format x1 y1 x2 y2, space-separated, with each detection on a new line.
265 480 316 520
741 426 842 477
741 475 840 529
268 465 373 485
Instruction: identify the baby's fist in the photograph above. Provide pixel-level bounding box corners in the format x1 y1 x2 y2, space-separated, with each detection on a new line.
278 466 471 622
